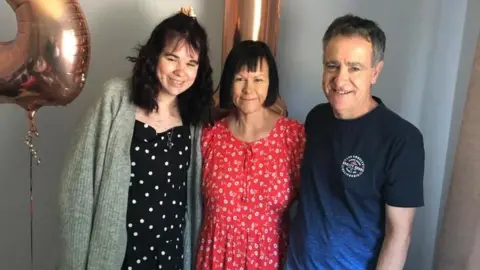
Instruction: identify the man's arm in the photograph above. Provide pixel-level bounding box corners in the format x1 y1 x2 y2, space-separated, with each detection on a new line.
378 124 425 269
376 206 416 270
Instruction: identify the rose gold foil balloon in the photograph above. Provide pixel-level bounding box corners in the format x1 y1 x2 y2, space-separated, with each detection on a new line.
222 0 280 63
219 0 287 116
0 0 90 111
0 0 91 162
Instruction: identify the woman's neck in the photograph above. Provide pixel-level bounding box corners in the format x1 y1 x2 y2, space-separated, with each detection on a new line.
135 91 182 133
155 90 178 117
228 108 280 143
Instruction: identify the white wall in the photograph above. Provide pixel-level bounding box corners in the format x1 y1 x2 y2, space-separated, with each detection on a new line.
0 0 478 269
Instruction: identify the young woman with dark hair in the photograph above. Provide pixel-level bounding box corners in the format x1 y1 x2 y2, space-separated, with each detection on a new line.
58 8 213 270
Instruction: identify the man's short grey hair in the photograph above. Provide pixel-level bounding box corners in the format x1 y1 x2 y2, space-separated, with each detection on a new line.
323 14 386 66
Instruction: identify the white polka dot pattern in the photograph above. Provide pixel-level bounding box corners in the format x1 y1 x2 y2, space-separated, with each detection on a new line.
122 121 191 270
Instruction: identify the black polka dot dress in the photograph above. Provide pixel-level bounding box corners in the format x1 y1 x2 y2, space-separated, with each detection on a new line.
121 120 191 270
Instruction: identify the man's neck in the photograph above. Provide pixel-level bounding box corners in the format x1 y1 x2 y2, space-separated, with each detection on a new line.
333 97 378 120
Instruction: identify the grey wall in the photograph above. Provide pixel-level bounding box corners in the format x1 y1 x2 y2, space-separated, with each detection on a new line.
0 0 478 269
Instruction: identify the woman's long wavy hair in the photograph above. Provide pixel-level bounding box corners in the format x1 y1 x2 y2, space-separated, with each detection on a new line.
127 12 213 126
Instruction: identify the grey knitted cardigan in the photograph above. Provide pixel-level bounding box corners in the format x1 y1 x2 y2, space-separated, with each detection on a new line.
57 78 203 270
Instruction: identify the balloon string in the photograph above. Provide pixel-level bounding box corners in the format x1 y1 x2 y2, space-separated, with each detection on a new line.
24 110 40 270
25 111 40 165
30 149 34 270
25 130 40 164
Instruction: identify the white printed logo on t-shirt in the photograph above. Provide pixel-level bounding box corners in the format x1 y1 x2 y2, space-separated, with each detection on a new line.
341 155 365 178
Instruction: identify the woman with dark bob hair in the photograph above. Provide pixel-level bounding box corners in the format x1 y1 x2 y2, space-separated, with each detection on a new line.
58 7 212 270
196 40 306 269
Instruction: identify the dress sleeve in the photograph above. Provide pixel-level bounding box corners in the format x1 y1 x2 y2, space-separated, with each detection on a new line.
200 122 216 158
286 120 306 191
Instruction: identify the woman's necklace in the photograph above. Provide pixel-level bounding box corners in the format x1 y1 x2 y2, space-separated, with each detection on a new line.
166 128 174 149
148 105 179 150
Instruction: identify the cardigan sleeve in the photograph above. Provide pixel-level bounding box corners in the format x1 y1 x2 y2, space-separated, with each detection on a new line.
57 79 123 270
184 124 204 270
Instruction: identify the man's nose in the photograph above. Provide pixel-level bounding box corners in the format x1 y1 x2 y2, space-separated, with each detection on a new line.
333 66 349 86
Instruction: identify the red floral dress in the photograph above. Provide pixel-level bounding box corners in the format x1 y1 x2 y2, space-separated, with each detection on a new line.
196 117 306 270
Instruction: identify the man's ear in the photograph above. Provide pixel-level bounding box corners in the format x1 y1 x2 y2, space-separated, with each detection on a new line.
371 60 384 85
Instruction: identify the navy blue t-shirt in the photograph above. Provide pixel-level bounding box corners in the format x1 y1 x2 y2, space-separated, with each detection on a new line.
286 97 425 269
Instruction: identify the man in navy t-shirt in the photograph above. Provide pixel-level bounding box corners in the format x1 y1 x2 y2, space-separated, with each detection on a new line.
286 14 425 270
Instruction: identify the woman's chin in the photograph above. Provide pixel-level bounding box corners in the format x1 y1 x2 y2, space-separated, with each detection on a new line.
161 86 189 97
237 105 264 115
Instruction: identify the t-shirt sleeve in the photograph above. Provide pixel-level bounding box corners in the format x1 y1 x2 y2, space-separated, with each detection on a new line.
385 128 425 207
304 104 328 135
304 105 318 134
286 121 306 191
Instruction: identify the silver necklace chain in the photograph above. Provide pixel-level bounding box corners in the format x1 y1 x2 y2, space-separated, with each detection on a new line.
166 128 174 149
